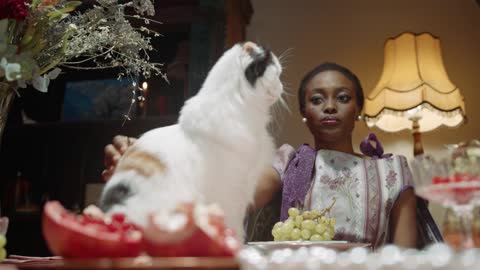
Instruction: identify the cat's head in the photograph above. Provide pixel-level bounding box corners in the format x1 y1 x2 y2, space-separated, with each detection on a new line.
200 42 283 106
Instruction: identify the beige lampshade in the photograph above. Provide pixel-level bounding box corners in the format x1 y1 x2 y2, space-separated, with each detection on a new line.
364 32 466 133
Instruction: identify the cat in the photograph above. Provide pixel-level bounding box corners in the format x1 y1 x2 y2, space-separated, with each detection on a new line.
99 42 283 238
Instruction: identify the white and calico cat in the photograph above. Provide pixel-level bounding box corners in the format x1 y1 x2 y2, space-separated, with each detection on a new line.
99 42 283 238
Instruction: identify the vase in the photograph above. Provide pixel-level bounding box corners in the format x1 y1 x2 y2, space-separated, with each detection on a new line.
0 82 15 150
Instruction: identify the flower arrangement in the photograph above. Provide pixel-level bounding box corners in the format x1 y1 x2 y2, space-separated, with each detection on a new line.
0 0 164 93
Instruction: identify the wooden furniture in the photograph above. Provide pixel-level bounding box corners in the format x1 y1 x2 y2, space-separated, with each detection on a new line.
1 256 239 270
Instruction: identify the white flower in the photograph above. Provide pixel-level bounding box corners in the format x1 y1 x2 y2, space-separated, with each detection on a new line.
0 57 22 81
31 68 62 93
48 68 61 80
32 74 49 93
68 24 78 30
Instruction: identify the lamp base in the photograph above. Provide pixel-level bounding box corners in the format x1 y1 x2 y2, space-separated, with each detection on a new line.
412 120 424 156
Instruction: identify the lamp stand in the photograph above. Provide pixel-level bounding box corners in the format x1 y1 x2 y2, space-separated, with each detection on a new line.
412 119 424 156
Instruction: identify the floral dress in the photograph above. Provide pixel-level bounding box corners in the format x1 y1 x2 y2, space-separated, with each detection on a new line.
246 137 441 247
302 148 413 247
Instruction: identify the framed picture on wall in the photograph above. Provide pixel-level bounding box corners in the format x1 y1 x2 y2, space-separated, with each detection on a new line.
62 78 138 121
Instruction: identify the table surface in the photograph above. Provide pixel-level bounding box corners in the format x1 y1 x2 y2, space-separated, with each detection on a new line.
1 257 239 270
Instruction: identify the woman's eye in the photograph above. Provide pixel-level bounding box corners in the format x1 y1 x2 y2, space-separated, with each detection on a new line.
338 95 351 103
310 96 323 104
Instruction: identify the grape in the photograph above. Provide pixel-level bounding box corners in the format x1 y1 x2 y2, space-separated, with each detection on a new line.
329 218 337 226
284 219 295 227
294 215 303 227
273 221 284 230
271 205 336 242
0 235 6 248
0 248 6 261
301 229 312 240
310 234 323 241
290 228 301 240
281 222 294 235
301 219 315 230
315 223 326 234
302 210 313 220
288 207 300 218
328 227 335 237
322 231 332 241
272 227 282 238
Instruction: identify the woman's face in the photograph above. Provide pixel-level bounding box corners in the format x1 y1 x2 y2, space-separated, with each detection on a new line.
302 70 360 143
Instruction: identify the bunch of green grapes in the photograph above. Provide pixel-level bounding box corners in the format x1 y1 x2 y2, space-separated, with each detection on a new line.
271 207 336 242
0 234 6 261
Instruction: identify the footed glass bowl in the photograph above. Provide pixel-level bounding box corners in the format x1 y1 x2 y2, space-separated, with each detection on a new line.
410 140 480 249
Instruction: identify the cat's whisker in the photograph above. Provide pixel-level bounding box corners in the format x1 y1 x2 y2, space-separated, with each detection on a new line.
282 91 295 99
278 96 291 113
282 82 295 98
278 48 294 65
279 47 294 59
268 105 285 136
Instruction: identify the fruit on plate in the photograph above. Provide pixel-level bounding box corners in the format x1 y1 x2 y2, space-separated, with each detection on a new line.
0 234 6 261
432 176 450 185
272 198 336 241
42 201 241 258
143 203 241 257
42 201 143 258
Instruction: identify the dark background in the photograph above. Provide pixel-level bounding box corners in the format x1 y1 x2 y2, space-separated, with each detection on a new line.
0 0 252 256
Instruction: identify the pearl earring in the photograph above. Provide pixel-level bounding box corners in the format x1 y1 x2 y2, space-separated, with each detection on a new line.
357 115 362 121
302 117 307 123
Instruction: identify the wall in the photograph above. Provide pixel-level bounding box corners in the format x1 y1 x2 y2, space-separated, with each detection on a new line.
247 0 480 228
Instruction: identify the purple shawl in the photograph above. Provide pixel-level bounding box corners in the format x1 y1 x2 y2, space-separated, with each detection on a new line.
279 144 316 220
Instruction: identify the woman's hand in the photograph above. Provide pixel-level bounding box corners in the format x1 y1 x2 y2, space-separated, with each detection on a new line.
102 135 137 181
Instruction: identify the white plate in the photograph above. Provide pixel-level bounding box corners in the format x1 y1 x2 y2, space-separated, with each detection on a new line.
247 241 371 251
249 240 348 245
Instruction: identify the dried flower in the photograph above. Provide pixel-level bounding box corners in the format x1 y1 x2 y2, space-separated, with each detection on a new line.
0 0 164 93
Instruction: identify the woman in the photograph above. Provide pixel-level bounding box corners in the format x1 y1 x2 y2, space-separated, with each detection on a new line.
103 62 439 249
249 62 420 248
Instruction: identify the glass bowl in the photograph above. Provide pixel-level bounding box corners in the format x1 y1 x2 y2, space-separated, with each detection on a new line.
410 140 480 249
410 140 480 208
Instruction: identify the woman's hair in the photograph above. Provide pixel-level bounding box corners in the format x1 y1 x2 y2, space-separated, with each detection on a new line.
298 62 364 114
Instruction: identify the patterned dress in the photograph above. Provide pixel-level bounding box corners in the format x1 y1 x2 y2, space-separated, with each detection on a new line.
246 143 414 248
302 148 413 247
246 135 442 247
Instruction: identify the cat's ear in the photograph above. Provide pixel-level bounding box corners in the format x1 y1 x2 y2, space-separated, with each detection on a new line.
244 50 272 87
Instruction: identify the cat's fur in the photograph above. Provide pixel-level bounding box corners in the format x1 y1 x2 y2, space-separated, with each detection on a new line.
99 42 283 238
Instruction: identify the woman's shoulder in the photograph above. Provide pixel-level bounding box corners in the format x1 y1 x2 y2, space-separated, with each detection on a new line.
273 143 315 179
272 144 296 178
277 143 296 154
275 143 316 159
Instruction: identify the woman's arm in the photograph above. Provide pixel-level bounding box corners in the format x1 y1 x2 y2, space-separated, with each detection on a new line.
250 144 295 211
389 188 418 248
251 166 281 211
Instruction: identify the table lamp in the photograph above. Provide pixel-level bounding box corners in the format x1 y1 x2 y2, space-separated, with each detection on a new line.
364 32 466 156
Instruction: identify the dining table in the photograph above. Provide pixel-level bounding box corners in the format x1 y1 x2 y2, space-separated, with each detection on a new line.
1 241 479 270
